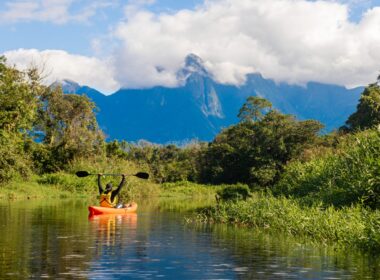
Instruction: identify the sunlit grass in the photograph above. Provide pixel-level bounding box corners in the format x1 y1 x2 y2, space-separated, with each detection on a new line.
0 177 75 200
275 129 380 208
160 181 223 198
192 192 380 252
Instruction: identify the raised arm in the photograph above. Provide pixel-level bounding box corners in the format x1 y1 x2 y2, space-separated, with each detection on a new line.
111 174 126 200
98 174 104 194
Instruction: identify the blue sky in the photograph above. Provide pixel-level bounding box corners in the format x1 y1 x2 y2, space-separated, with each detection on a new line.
1 0 380 93
0 0 204 56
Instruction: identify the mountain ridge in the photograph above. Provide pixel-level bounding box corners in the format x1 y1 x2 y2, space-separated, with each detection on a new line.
56 54 363 143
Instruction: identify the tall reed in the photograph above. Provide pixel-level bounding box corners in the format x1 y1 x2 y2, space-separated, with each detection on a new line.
275 129 380 208
194 193 380 252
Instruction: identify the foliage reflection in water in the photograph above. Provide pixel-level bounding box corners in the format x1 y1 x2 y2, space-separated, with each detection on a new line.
0 199 379 279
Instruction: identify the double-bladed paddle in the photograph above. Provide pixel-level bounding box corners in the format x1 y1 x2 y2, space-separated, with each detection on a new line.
76 170 149 179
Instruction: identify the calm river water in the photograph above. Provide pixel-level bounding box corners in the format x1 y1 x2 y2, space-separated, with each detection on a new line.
0 199 379 279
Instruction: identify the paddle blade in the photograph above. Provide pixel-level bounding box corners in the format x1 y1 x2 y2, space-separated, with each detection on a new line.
135 172 149 179
76 171 91 177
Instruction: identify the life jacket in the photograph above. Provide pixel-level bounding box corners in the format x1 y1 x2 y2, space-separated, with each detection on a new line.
99 191 118 208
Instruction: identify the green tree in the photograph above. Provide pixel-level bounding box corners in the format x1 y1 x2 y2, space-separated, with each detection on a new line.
125 141 205 183
0 57 43 183
36 86 104 170
200 101 323 187
106 140 130 158
250 111 323 186
0 56 42 134
238 96 272 122
343 77 380 131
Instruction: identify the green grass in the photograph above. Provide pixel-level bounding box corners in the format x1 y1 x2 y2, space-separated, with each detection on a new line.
0 178 77 200
0 171 161 201
274 129 380 208
192 192 380 252
160 181 224 198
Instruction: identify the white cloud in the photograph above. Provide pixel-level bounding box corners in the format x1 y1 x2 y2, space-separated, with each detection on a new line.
4 49 119 93
334 0 374 8
111 0 380 88
3 0 380 91
0 0 117 24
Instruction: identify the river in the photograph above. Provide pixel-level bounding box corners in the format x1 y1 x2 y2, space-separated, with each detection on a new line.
0 199 379 279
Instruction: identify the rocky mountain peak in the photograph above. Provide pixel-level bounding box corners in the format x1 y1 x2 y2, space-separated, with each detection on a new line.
51 79 81 94
177 53 211 83
184 54 208 75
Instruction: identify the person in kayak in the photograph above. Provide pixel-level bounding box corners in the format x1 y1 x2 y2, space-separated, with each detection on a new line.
98 173 127 208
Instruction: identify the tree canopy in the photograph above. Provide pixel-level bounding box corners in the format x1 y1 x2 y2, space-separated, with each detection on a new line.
200 107 323 186
238 96 272 122
37 86 104 169
343 77 380 131
0 57 104 182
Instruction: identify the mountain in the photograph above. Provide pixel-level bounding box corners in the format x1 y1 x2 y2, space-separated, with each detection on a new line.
57 54 363 143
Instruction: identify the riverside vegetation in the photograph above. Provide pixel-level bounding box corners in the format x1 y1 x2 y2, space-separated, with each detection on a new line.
1 56 380 251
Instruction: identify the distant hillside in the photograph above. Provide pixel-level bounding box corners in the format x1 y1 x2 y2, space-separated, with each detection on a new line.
57 54 363 143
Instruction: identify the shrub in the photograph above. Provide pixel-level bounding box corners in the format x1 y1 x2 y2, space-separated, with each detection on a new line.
216 184 251 202
37 173 95 194
193 193 380 252
0 132 32 184
160 181 222 198
274 129 380 209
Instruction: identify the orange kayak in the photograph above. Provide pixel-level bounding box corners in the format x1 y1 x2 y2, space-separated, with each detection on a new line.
88 202 138 215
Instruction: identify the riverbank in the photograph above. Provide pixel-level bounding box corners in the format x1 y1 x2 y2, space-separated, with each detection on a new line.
192 192 380 252
0 179 77 200
3 177 380 253
0 172 161 201
0 175 221 201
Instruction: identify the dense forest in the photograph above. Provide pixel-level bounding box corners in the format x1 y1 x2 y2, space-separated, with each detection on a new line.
1 56 380 210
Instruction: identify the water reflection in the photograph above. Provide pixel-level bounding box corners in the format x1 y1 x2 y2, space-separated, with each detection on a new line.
85 204 237 279
192 224 380 279
89 213 138 247
0 199 379 279
0 200 91 279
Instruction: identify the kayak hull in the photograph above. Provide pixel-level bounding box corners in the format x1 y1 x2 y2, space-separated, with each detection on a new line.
88 202 138 215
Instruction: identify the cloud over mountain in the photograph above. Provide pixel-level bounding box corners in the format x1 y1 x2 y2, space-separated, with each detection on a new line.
4 49 119 94
3 0 380 91
113 0 380 88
